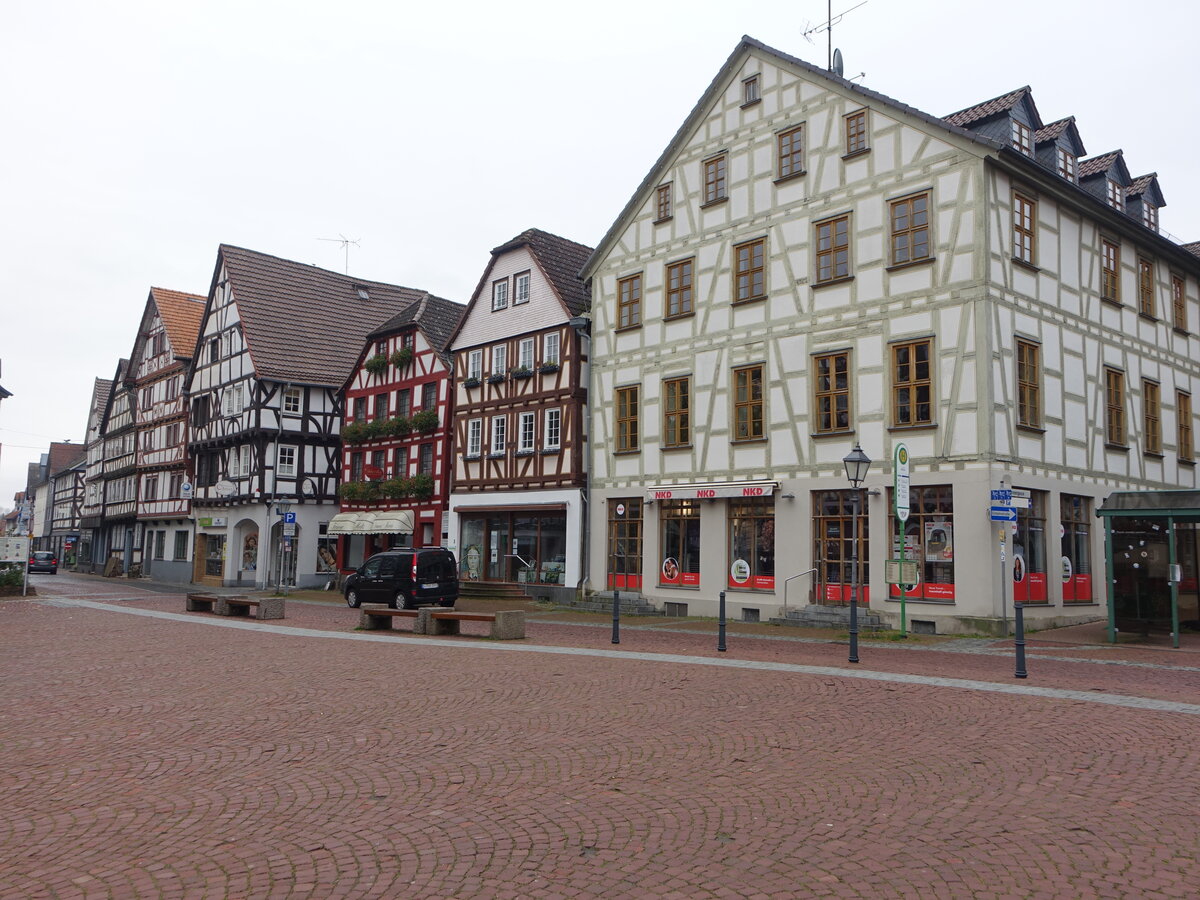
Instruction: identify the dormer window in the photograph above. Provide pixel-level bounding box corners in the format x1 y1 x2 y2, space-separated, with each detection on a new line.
1106 179 1123 209
1056 148 1076 182
1011 121 1032 156
1143 203 1159 233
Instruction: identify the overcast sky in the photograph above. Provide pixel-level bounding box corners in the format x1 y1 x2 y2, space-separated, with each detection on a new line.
2 0 1197 510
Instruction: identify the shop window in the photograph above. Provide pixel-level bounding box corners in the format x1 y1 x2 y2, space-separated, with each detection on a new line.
1060 494 1092 603
607 499 642 590
889 484 955 601
811 490 869 605
316 522 337 574
659 500 700 586
1013 489 1048 604
728 498 775 590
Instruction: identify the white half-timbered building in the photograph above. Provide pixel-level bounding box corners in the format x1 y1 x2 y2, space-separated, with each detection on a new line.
129 287 205 583
185 244 436 589
448 229 592 592
79 376 113 571
99 361 140 574
332 294 463 569
582 37 1200 633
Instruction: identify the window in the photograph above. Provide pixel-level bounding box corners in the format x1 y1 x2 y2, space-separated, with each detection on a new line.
891 339 933 427
1056 148 1076 182
617 274 642 329
141 430 154 451
168 472 181 498
1179 391 1194 462
890 192 930 265
1172 276 1187 331
845 109 868 155
492 345 507 376
276 446 297 477
814 351 850 433
663 376 690 448
165 376 178 401
655 183 672 222
518 411 535 452
665 259 694 318
616 386 639 452
889 484 955 601
1010 489 1049 603
223 384 243 417
467 419 482 457
815 215 850 283
371 450 386 477
607 498 643 589
351 396 367 423
140 386 153 409
1016 339 1041 429
1013 193 1036 265
173 531 189 561
419 443 433 475
1011 120 1032 156
220 330 235 358
544 408 561 450
1101 240 1121 303
1106 179 1123 209
349 451 363 482
734 238 766 302
733 365 764 441
1105 368 1125 446
154 530 166 560
742 74 759 106
1138 258 1156 317
1143 203 1159 233
145 475 158 501
375 392 389 419
543 332 560 365
660 500 700 586
209 337 220 364
812 490 869 603
191 396 210 428
283 387 302 414
468 349 483 381
777 126 804 179
491 415 506 455
728 498 775 590
421 383 437 411
514 272 531 305
1060 494 1092 603
703 154 727 204
402 332 414 351
519 338 534 370
165 423 180 447
375 339 387 357
238 445 250 477
1144 380 1162 455
491 279 509 311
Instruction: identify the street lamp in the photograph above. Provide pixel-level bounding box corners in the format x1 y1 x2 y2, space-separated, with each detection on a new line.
843 443 872 663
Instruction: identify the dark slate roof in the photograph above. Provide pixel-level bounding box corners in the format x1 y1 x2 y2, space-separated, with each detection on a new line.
495 228 594 316
1078 150 1123 180
215 245 439 387
368 294 466 368
0 383 10 400
944 86 1031 127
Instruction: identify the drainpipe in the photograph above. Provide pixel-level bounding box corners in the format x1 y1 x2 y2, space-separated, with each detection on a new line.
568 316 592 593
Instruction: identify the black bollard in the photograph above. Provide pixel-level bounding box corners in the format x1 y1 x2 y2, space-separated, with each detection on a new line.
1014 601 1027 678
718 591 727 652
848 592 859 664
612 588 621 645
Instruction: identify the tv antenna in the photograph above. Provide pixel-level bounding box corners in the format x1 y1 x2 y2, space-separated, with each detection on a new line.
317 234 361 273
802 0 868 72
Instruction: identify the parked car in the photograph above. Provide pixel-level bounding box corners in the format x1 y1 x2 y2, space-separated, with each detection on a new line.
28 551 58 574
344 548 459 609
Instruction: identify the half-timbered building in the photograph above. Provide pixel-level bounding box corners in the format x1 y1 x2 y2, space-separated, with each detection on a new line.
582 37 1200 633
49 451 86 566
185 244 438 589
448 229 592 592
79 376 113 571
99 361 140 573
331 294 463 568
129 287 205 583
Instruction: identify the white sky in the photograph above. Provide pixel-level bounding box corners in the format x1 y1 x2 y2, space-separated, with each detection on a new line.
2 0 1197 510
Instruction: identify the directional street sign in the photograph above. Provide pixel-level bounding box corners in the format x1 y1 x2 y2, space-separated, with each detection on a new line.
990 489 1012 504
989 505 1018 522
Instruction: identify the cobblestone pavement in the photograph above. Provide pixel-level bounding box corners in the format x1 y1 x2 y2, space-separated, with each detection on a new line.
3 575 1199 899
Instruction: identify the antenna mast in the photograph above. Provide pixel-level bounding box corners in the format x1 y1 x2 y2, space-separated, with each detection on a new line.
317 234 361 273
801 1 868 72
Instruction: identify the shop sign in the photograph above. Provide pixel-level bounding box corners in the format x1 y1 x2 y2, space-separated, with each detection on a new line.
198 517 227 528
648 482 776 501
729 559 751 584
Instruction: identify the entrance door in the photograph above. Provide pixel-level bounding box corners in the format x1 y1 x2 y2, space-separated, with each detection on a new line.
194 533 226 586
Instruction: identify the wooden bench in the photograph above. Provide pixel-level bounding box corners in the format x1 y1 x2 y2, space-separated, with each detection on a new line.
358 604 421 631
186 592 218 612
214 595 285 620
421 608 525 640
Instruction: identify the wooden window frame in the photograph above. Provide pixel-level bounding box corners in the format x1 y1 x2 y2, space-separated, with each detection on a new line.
490 415 507 455
1013 192 1036 267
543 332 560 365
492 344 507 376
814 215 850 284
665 258 694 319
1056 147 1076 182
418 443 434 475
814 351 851 434
1106 179 1123 209
1011 120 1032 156
518 411 536 453
733 238 766 303
467 349 483 381
703 154 727 205
396 387 411 419
491 279 509 311
513 271 531 305
518 337 535 370
655 183 672 222
1178 391 1194 463
1143 203 1159 233
1016 339 1041 429
662 376 691 449
844 109 868 156
1138 258 1156 318
890 339 934 428
617 273 642 330
544 407 561 451
889 192 931 267
615 386 639 453
1172 275 1187 332
1143 380 1162 456
277 446 296 478
1104 368 1126 447
733 364 764 442
776 125 804 180
1101 239 1121 304
283 386 302 415
741 74 760 107
467 418 482 457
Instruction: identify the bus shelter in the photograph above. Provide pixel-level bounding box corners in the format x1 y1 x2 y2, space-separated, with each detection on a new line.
1097 491 1200 648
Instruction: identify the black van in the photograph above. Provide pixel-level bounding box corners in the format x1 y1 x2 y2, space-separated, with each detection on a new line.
344 548 459 609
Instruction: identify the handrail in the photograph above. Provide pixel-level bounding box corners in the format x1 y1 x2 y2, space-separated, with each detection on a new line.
782 568 817 613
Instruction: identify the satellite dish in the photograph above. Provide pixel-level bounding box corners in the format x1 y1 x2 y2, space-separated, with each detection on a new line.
832 48 844 77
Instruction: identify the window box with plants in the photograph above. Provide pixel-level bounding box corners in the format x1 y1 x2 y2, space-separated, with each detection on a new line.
463 376 481 389
510 366 534 380
411 409 439 433
537 362 560 375
341 421 371 444
487 373 507 385
338 480 381 502
364 354 389 378
389 347 414 370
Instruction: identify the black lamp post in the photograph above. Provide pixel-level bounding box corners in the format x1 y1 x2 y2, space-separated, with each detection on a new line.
843 443 872 664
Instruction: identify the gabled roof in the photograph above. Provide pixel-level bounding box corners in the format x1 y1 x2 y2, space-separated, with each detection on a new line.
1127 173 1166 208
92 377 113 413
47 442 85 476
150 287 206 361
492 228 593 317
1035 116 1086 156
367 294 466 368
944 86 1040 129
1078 150 1130 183
1183 242 1200 259
98 359 130 433
212 245 439 387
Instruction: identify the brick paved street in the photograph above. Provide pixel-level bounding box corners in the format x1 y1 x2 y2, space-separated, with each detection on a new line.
3 575 1199 899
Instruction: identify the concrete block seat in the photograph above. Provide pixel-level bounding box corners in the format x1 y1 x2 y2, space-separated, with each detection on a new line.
185 593 219 612
418 608 526 640
213 595 285 620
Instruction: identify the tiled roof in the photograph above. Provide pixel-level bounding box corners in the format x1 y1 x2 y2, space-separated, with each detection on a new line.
1183 242 1200 259
494 228 594 316
368 294 466 367
92 377 113 414
1035 117 1072 142
217 245 436 387
1078 150 1122 179
943 86 1031 127
1127 173 1158 197
150 287 206 361
47 441 85 476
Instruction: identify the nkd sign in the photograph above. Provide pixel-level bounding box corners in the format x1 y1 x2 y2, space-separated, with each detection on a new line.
647 482 777 502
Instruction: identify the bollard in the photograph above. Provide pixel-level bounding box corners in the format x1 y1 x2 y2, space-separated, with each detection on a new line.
717 591 727 652
612 588 621 645
1014 601 1028 679
848 591 860 664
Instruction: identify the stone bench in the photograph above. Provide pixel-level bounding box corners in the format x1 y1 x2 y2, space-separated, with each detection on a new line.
214 596 285 620
421 608 525 640
358 604 421 631
185 592 219 612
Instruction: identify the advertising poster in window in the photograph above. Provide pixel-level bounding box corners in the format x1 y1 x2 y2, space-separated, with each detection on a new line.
924 521 953 562
661 557 699 587
824 583 870 605
1012 545 1047 602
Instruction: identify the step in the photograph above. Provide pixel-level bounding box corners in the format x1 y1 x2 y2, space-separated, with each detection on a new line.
770 604 889 631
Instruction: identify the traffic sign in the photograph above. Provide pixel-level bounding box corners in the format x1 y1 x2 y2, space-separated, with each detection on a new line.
989 506 1018 522
283 511 297 524
990 489 1012 503
894 444 910 522
283 523 297 537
